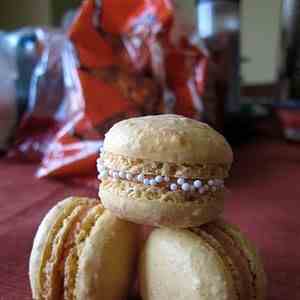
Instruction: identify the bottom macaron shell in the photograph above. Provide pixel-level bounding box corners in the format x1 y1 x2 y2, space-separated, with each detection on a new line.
99 185 224 228
139 228 238 300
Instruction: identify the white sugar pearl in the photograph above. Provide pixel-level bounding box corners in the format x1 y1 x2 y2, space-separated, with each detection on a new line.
212 186 217 192
149 179 157 186
109 170 114 176
199 187 205 194
143 179 150 185
170 183 177 191
164 176 170 182
155 175 163 183
177 178 185 185
193 180 202 188
99 170 108 178
118 171 126 179
137 174 144 182
190 186 196 192
126 173 133 180
208 180 214 186
112 171 119 178
181 183 190 191
203 185 209 191
97 164 105 172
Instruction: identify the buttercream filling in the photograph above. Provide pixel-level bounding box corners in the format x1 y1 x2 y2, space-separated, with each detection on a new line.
100 151 230 179
97 159 225 195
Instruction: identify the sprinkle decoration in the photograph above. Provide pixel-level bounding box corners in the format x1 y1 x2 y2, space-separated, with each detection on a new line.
97 160 224 193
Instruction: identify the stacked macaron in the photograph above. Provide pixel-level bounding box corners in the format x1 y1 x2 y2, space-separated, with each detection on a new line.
29 114 266 300
98 114 233 228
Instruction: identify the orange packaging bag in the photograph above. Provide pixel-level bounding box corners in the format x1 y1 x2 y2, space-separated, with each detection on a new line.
37 0 210 179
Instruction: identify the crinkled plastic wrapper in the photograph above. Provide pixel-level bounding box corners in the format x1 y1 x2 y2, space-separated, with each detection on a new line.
34 0 209 178
8 29 84 162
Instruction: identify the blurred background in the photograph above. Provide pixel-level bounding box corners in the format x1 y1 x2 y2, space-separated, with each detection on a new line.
1 0 300 161
0 1 299 299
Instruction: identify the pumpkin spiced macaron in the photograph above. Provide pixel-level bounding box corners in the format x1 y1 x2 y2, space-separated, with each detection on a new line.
98 114 233 228
29 197 138 300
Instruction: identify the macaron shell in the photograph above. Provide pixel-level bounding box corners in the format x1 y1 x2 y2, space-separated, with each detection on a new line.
99 183 224 228
29 197 96 300
76 210 139 300
212 221 267 300
139 228 237 300
103 114 233 165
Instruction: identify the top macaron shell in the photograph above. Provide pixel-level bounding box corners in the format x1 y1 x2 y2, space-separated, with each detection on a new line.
103 115 233 165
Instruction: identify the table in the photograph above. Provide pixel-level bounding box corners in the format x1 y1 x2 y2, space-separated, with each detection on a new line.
0 138 299 299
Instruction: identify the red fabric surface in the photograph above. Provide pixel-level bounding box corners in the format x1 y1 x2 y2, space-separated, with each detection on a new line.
0 138 299 299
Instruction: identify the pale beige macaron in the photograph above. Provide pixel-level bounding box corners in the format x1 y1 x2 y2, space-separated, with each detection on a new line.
29 197 139 300
139 220 266 300
98 114 233 228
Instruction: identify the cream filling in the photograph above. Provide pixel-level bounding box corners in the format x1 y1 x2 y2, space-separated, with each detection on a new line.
100 151 230 179
97 159 225 195
100 178 223 203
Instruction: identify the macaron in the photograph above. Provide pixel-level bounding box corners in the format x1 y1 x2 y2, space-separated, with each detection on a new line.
29 197 139 300
98 114 233 228
139 220 266 300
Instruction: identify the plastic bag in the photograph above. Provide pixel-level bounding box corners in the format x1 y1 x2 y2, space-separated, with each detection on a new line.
0 29 44 152
0 32 18 151
8 29 84 161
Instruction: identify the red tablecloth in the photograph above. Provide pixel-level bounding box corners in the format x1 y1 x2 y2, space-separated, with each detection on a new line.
0 139 299 299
